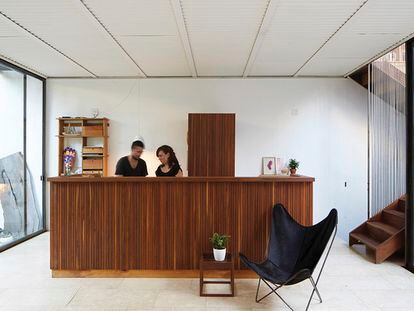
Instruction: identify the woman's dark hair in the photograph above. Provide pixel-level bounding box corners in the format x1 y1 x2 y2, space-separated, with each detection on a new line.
156 145 179 167
131 140 145 149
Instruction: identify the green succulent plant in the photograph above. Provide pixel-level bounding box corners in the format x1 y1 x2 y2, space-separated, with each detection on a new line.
288 159 299 169
209 232 230 250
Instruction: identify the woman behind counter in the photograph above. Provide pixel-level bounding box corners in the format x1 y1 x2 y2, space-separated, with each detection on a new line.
155 145 183 177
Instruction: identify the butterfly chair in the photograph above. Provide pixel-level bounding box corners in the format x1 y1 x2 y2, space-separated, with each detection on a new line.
239 203 337 311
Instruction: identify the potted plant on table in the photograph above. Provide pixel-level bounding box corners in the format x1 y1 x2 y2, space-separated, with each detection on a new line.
288 159 299 176
209 232 230 261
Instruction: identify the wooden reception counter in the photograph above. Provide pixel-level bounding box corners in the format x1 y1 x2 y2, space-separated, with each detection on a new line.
48 176 314 277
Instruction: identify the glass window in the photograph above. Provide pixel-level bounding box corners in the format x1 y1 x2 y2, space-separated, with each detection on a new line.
0 61 45 250
26 76 44 235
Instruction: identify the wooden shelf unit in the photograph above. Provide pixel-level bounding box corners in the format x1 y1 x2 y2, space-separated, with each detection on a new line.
57 117 109 176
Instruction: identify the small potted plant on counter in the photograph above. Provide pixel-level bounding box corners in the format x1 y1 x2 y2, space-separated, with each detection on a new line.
209 232 230 261
288 159 299 176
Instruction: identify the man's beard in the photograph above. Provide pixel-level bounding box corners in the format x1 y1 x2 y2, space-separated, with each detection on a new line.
131 155 140 161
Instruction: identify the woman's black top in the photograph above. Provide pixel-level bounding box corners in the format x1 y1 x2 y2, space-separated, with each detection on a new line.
115 156 148 176
155 163 182 177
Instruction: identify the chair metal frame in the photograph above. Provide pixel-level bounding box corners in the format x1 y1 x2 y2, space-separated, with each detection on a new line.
255 225 337 311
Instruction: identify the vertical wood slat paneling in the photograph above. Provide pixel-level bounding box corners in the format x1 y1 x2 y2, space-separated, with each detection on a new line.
50 182 57 269
188 113 235 177
203 182 241 268
50 179 313 271
239 182 274 267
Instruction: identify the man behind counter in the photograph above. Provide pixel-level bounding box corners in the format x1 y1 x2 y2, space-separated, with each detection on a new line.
115 140 148 176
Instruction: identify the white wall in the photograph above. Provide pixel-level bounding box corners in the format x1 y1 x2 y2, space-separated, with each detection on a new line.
46 78 368 239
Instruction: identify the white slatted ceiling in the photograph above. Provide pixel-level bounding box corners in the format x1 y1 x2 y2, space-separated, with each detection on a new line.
0 0 143 77
83 0 190 76
299 0 414 76
0 0 413 78
0 13 90 77
180 0 269 76
250 0 367 76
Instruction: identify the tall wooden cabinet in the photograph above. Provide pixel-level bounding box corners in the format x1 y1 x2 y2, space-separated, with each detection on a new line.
57 118 109 176
188 113 235 176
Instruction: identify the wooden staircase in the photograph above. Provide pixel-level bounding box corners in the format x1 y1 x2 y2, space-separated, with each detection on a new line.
349 195 406 263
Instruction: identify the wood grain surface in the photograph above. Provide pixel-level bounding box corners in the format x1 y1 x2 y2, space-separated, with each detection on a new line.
188 113 235 177
49 177 313 274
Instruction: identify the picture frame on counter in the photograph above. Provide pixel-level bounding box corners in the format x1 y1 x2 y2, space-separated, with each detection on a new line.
262 157 276 175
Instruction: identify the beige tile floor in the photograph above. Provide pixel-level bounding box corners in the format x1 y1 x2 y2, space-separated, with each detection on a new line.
0 232 414 310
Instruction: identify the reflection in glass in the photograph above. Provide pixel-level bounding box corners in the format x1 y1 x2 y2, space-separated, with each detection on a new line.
0 154 42 244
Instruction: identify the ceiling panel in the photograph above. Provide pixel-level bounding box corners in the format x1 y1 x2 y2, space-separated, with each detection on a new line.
249 0 367 76
0 0 143 77
0 13 90 77
0 0 413 78
181 0 269 76
83 0 191 76
298 0 414 76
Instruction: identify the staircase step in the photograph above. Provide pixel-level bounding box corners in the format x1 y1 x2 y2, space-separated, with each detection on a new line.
382 209 405 229
350 232 381 249
349 194 406 264
367 221 399 236
384 209 405 218
398 199 406 213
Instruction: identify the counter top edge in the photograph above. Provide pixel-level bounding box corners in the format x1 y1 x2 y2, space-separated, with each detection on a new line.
47 176 315 183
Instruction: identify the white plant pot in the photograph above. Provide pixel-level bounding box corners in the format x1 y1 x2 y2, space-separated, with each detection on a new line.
213 248 226 261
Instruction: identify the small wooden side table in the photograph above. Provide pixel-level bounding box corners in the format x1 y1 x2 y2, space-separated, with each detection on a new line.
199 253 235 297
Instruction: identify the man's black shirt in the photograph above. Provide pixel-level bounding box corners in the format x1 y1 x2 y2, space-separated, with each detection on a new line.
115 156 148 176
